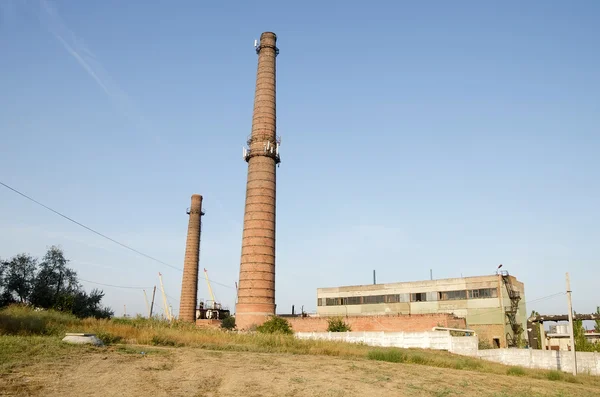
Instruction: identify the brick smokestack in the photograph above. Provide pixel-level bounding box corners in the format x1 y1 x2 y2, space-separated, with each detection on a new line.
179 194 204 322
236 32 281 330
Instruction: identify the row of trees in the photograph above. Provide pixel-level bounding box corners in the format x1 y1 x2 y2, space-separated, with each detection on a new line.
0 246 113 318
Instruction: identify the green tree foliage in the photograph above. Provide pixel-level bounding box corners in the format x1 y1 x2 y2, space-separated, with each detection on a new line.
2 254 37 303
0 246 113 319
573 317 600 352
256 316 293 335
327 317 352 332
595 306 600 333
221 315 236 330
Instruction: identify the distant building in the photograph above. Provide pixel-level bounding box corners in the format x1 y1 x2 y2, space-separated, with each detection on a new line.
316 272 526 348
543 325 600 351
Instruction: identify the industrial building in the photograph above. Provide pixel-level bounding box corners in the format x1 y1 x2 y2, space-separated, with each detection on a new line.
316 272 527 348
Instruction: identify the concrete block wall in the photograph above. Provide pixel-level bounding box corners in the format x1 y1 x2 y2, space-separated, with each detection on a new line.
286 313 466 333
476 349 600 375
295 331 478 355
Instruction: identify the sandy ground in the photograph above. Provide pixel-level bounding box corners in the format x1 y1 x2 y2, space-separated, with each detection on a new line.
1 346 596 397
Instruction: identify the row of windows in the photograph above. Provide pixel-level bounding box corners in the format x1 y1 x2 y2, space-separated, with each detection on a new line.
317 288 498 307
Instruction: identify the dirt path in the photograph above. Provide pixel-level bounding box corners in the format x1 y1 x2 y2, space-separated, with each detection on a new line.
1 346 596 396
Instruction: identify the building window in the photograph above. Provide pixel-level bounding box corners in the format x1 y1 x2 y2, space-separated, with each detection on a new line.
325 298 337 306
385 294 400 303
347 296 362 305
363 295 385 304
317 298 323 306
468 288 498 299
438 290 467 301
411 292 427 302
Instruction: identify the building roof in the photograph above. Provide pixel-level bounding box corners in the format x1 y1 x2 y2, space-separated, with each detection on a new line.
318 273 518 292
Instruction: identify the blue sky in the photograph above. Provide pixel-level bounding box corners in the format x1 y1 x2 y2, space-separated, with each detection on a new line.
1 0 598 320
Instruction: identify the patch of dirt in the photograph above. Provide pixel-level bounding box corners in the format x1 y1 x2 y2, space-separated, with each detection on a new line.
0 347 596 397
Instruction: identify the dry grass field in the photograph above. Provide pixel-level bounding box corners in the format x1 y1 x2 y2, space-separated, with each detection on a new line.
1 306 599 396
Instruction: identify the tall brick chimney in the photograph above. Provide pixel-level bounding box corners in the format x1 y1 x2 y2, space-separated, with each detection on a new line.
179 194 204 322
236 32 281 330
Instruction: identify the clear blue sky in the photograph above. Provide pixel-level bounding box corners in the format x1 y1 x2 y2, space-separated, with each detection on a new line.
1 0 598 320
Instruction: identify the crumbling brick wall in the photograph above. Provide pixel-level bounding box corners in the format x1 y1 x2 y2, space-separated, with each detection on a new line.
286 313 466 333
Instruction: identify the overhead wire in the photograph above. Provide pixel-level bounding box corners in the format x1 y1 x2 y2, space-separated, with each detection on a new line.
465 291 566 319
78 278 152 290
0 180 235 290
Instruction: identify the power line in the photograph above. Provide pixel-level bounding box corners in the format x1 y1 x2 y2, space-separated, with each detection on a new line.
79 278 152 290
466 291 566 319
1 180 237 292
0 181 182 272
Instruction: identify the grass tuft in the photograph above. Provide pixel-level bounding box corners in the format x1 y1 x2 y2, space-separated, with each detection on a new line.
546 370 563 381
507 366 526 376
368 349 407 363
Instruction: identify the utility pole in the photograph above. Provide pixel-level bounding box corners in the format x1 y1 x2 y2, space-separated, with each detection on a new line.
566 272 577 376
124 304 127 318
149 286 156 318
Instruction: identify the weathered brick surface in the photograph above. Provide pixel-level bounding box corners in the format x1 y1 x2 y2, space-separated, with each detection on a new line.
179 194 203 323
236 32 280 331
286 314 467 333
470 324 507 347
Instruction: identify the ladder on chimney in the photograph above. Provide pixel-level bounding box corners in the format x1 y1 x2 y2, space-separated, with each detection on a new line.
500 270 523 347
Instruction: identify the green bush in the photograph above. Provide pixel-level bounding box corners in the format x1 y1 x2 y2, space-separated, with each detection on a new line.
96 331 122 345
507 366 526 376
326 317 352 332
221 316 236 330
256 316 293 335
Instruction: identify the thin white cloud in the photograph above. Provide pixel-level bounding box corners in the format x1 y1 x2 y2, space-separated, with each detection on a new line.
36 0 151 133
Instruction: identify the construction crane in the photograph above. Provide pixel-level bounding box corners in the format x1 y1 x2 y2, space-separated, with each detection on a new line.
204 268 217 308
197 268 230 320
158 272 172 321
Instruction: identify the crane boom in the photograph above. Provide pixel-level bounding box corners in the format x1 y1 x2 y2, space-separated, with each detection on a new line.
158 272 172 321
143 289 151 317
204 268 216 303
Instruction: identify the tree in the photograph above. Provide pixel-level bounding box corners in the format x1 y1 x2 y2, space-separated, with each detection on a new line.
3 254 37 303
327 317 352 332
595 306 600 333
30 246 79 310
0 246 113 319
0 258 13 307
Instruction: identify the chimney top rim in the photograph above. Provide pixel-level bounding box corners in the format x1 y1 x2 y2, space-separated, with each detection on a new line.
261 31 277 39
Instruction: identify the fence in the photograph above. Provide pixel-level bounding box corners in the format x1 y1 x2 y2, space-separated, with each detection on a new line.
294 331 478 356
476 349 600 375
295 331 600 375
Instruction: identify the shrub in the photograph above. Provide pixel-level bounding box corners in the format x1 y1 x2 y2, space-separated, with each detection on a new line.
256 316 293 335
221 316 236 331
96 331 122 345
327 317 352 332
507 366 525 376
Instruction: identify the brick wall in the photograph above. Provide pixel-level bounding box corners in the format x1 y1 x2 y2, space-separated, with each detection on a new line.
286 313 466 333
470 324 507 348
